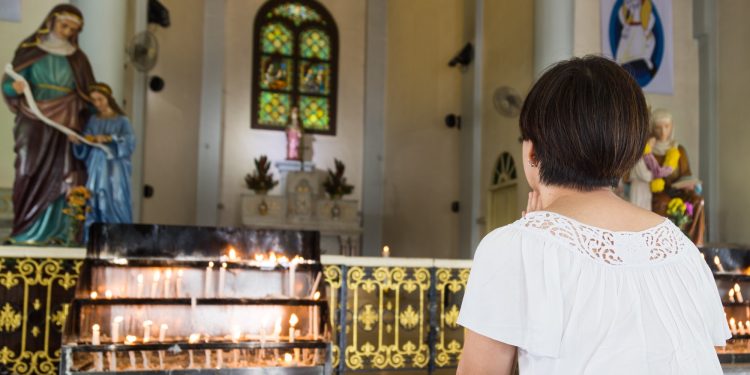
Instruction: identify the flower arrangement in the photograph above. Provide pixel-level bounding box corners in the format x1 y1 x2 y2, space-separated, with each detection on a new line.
63 186 91 245
651 147 680 193
666 197 693 232
323 159 354 199
244 155 278 194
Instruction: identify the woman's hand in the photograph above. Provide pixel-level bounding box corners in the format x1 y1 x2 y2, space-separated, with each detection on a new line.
12 80 26 94
523 190 542 217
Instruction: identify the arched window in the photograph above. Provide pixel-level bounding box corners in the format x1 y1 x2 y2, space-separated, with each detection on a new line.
492 152 517 186
251 1 339 135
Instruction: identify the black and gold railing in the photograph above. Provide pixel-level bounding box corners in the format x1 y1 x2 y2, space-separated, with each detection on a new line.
0 249 470 374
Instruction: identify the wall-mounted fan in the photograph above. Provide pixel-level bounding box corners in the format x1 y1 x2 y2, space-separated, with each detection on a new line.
126 31 159 72
492 86 523 118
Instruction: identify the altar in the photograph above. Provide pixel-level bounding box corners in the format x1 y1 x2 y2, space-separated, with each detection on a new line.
241 161 362 255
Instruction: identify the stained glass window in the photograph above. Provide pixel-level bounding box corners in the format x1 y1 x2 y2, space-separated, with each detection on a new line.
252 1 338 135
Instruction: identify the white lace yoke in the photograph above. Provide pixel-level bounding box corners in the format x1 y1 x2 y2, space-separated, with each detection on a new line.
521 211 688 266
458 211 730 375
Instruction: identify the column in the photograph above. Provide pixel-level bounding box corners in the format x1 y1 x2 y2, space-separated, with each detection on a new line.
533 0 574 77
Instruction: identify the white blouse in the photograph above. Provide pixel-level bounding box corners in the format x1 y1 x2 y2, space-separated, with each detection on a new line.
458 211 730 375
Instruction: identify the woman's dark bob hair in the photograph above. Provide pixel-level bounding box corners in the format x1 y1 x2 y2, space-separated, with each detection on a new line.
519 55 649 191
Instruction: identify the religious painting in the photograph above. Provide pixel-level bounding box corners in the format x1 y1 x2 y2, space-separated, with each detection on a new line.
601 0 673 94
252 1 339 134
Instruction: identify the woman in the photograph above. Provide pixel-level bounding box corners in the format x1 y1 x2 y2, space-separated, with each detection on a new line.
457 56 728 374
73 83 134 242
650 108 705 244
2 4 96 244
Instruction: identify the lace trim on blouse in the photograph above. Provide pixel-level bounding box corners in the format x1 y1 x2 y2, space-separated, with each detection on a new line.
520 211 686 265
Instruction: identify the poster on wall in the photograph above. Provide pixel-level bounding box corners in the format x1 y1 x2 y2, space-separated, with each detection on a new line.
601 0 673 94
0 0 21 22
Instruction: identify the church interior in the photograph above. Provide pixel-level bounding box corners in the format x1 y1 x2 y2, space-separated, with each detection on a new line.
0 0 749 373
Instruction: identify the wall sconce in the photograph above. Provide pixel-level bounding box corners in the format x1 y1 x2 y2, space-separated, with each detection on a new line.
445 114 461 130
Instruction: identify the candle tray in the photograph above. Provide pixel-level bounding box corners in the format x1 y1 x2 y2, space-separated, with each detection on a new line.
60 223 332 374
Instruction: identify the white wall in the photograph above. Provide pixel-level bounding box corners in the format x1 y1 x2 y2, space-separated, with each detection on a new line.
0 0 67 188
220 0 365 227
574 0 700 174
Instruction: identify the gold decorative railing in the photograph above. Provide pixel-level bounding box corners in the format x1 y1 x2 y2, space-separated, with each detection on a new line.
0 250 471 374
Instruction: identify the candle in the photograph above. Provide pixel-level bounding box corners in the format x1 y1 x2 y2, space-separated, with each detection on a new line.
273 317 282 342
730 288 736 303
205 262 214 297
382 245 390 257
104 290 113 299
284 353 293 366
204 335 211 368
112 316 124 343
109 351 117 372
217 348 223 368
136 273 144 298
289 314 298 343
730 317 738 335
231 326 241 366
142 320 152 343
260 316 268 359
740 321 747 335
164 269 172 298
288 257 298 297
714 255 725 272
736 283 744 303
188 333 200 368
309 272 322 297
125 335 137 369
218 262 227 297
158 324 168 342
151 270 161 298
90 291 98 299
228 247 238 261
313 291 321 340
92 324 103 371
176 270 183 297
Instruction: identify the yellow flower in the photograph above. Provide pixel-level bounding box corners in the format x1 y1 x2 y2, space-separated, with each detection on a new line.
75 214 85 221
644 142 652 155
68 197 85 207
666 198 686 216
650 178 665 193
62 208 72 215
664 147 680 170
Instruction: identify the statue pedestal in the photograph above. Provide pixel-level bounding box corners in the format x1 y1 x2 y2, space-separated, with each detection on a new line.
242 169 361 255
275 160 316 193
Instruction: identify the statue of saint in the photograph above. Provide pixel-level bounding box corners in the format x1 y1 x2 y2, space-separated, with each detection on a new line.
649 109 705 244
2 4 96 245
286 107 302 161
72 83 135 242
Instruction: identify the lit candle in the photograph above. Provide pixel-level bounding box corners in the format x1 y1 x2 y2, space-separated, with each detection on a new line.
273 317 282 342
218 262 227 297
164 269 172 298
92 324 103 371
205 262 214 297
136 274 144 298
151 270 161 298
125 335 137 369
158 324 168 342
176 270 183 297
90 291 98 299
284 352 293 366
111 316 124 343
382 245 390 257
142 320 152 343
228 247 238 261
288 257 299 297
736 283 744 303
204 335 211 368
260 316 268 359
289 314 298 343
715 255 725 272
188 333 200 368
313 291 321 340
104 289 113 299
730 288 736 303
109 351 117 372
740 321 747 335
231 326 241 365
730 317 738 335
309 272 322 297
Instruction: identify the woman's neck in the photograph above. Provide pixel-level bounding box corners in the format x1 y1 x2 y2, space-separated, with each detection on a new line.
537 184 616 211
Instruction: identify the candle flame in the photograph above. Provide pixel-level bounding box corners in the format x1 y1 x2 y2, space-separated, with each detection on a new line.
289 313 299 327
92 324 100 331
90 291 98 299
228 247 237 260
125 335 137 344
731 317 736 325
114 316 124 323
104 290 113 299
735 283 742 293
177 269 183 277
270 253 277 262
279 256 289 264
232 326 241 341
714 255 721 265
284 353 293 363
137 274 144 283
153 270 161 281
165 269 172 279
208 261 214 268
254 254 264 262
222 262 227 269
189 333 200 343
313 291 321 300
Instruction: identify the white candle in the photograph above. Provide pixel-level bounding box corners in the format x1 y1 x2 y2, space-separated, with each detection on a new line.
142 320 152 343
730 317 738 335
289 314 298 343
218 262 227 297
736 283 744 303
109 351 117 371
715 256 725 272
176 270 183 297
730 289 736 303
204 335 211 368
217 349 223 368
92 324 103 371
273 317 282 342
232 326 241 365
309 272 322 297
382 245 390 257
313 291 321 340
260 316 268 359
151 270 161 298
164 269 172 298
740 321 747 335
111 316 124 343
288 258 298 297
158 324 168 342
125 335 137 369
136 273 144 298
205 262 214 297
188 333 200 368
